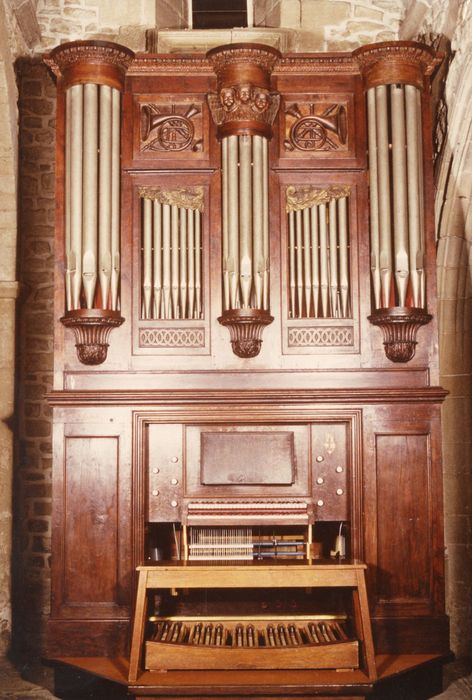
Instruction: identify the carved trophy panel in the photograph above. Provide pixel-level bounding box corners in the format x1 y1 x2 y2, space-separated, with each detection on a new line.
276 91 364 169
129 93 213 167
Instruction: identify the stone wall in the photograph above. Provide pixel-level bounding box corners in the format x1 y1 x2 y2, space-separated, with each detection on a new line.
0 0 25 658
428 0 472 663
13 57 55 660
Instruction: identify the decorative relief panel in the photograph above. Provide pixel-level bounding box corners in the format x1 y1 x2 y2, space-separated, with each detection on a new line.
132 95 209 164
277 92 362 167
139 328 205 348
284 101 348 153
140 103 203 153
284 102 347 152
207 86 280 131
288 327 354 348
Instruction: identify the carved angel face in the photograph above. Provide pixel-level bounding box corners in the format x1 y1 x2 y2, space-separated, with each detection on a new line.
220 87 236 111
237 84 253 104
253 90 269 113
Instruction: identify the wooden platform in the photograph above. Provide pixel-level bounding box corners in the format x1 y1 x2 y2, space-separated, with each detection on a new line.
50 653 449 699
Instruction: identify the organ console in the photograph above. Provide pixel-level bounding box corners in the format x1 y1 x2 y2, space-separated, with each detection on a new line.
45 38 448 699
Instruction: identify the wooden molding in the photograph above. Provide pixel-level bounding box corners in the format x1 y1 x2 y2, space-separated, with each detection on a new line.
46 40 135 90
354 41 440 90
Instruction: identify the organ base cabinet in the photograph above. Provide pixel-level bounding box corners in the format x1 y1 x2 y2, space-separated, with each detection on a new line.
46 37 448 699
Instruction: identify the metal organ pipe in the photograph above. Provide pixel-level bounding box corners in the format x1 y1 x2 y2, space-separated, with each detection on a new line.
50 40 133 365
64 82 122 311
354 40 435 363
207 42 280 358
364 73 427 311
220 134 271 313
286 187 351 320
139 188 204 321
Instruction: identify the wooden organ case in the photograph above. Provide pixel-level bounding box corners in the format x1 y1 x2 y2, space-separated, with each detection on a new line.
45 39 449 698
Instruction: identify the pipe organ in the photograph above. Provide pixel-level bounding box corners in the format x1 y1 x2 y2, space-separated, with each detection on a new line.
45 39 448 699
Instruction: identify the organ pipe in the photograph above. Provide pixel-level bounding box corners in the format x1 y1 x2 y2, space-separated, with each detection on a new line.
207 43 281 358
354 41 436 362
286 186 351 320
65 81 123 311
139 188 204 321
49 40 134 364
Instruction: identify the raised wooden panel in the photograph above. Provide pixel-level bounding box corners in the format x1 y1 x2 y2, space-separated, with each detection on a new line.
64 436 119 604
273 74 366 170
50 414 132 628
185 424 310 499
312 423 349 522
147 424 184 522
375 433 432 610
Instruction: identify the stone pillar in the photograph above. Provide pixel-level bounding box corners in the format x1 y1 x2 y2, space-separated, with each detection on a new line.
0 1 19 657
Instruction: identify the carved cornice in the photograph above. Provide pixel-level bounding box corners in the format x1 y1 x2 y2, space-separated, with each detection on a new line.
45 40 135 89
286 185 351 212
47 387 449 407
353 41 440 90
127 55 213 75
128 54 358 77
276 55 357 75
138 186 204 211
207 43 281 80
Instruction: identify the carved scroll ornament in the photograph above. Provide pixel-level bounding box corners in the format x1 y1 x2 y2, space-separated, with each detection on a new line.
286 185 351 212
138 186 204 212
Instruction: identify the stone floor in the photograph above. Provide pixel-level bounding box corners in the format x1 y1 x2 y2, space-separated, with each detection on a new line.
0 659 57 699
0 657 471 699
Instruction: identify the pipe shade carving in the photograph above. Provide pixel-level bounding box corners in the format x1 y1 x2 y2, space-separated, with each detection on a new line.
48 41 134 364
354 42 436 362
207 44 280 358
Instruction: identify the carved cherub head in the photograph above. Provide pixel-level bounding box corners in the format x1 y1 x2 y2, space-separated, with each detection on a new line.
220 87 236 112
237 84 253 104
253 90 270 113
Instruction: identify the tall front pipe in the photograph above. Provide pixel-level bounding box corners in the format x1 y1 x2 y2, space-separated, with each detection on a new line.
354 41 437 362
207 43 280 358
47 40 134 364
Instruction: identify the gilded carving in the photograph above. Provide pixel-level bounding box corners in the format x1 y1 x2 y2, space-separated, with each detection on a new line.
286 185 351 212
284 103 347 152
207 87 280 127
140 103 203 153
138 186 204 212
